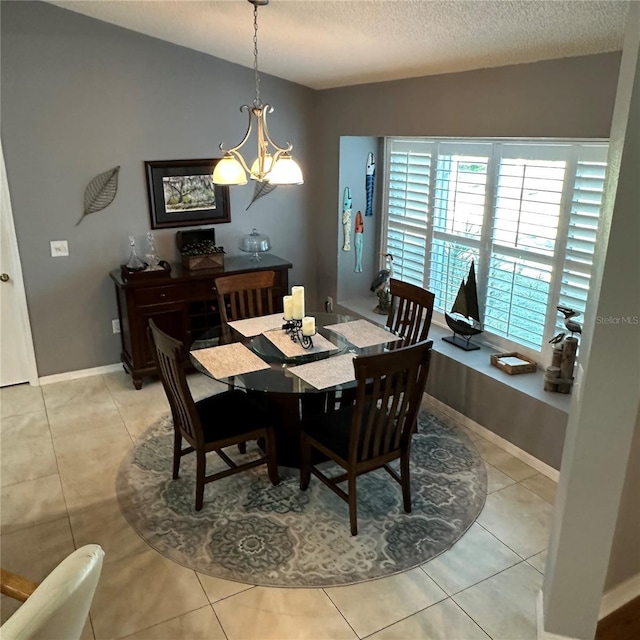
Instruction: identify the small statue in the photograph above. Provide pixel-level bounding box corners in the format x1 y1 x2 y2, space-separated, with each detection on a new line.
372 253 394 314
557 306 583 337
544 306 581 393
370 253 394 293
374 288 391 315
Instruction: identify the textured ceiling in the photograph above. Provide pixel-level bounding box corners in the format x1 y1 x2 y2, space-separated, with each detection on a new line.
47 0 630 90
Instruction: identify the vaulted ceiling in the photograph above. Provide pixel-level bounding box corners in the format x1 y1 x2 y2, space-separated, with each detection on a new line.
47 1 629 90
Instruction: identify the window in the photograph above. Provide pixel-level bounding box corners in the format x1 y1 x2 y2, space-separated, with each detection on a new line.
384 138 608 360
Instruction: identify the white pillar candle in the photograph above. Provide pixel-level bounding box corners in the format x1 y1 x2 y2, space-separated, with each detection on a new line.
291 286 305 320
283 295 293 320
302 316 315 336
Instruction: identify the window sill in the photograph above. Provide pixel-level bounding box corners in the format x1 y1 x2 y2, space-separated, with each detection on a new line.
338 296 571 415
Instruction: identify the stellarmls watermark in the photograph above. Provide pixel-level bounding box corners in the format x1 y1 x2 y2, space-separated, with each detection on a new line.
596 315 639 325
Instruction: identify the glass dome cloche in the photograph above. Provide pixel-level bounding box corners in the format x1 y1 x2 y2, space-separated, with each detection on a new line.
240 228 271 262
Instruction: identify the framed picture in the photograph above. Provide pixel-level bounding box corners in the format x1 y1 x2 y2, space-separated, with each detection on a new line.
145 159 231 229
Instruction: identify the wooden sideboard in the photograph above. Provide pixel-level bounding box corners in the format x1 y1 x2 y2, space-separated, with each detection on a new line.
110 254 292 389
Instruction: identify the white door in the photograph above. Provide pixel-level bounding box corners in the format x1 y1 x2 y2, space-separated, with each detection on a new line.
0 139 37 387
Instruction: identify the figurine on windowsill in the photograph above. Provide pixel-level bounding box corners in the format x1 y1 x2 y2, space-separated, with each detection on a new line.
544 306 581 394
374 288 391 315
371 252 394 314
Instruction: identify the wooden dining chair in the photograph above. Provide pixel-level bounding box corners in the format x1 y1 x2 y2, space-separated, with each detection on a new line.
300 339 433 535
214 270 276 326
212 269 277 452
386 278 435 345
148 320 279 511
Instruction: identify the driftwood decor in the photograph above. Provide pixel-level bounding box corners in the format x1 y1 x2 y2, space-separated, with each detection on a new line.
544 336 578 393
78 166 120 225
544 305 581 393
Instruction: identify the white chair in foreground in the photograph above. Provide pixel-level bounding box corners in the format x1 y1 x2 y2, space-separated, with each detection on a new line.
1 544 104 640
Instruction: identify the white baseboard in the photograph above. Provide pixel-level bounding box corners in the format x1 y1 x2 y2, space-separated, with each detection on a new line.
425 394 560 482
39 363 122 386
536 590 579 640
599 572 640 619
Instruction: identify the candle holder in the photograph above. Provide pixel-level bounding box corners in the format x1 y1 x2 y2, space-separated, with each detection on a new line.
282 319 315 350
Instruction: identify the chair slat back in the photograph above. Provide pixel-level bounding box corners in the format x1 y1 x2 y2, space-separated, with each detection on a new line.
386 279 435 345
147 321 202 445
350 340 432 464
214 271 276 323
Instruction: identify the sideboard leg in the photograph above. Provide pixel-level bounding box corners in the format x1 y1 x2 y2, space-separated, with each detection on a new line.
132 377 143 390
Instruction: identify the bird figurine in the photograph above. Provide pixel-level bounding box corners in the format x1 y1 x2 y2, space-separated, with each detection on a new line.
370 253 394 293
549 331 566 345
557 306 582 337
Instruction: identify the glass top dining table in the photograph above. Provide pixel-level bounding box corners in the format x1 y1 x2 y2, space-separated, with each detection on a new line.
190 312 400 467
189 312 397 395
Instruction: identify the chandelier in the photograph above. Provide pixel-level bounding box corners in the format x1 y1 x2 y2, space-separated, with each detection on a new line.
212 0 303 186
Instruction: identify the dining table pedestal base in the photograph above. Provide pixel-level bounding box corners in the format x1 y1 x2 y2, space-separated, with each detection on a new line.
256 392 328 468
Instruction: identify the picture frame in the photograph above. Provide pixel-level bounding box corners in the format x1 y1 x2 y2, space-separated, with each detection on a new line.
145 159 231 229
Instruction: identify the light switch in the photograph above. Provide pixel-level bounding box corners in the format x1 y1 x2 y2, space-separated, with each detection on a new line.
50 240 69 257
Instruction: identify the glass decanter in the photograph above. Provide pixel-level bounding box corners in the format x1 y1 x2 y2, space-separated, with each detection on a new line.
125 235 147 271
145 231 161 270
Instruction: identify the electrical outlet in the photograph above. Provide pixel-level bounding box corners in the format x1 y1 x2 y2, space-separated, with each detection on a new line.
50 240 69 257
112 319 121 334
325 296 334 312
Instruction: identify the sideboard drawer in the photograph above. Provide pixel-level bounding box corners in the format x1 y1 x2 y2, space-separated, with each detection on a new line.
188 280 218 300
136 285 184 306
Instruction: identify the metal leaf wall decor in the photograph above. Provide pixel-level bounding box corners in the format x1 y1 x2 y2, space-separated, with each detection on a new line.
246 181 276 211
77 166 120 225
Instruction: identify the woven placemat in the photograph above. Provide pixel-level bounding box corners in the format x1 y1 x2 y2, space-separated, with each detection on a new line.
262 329 339 359
288 353 357 390
190 343 270 379
324 319 402 348
228 313 286 337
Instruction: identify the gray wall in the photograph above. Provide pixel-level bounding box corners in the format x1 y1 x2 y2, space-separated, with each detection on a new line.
427 353 567 469
314 52 621 315
604 406 640 591
337 136 382 302
314 52 620 468
0 0 316 376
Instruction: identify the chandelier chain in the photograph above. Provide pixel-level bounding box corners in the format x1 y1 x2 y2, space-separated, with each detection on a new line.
212 0 302 185
253 3 261 108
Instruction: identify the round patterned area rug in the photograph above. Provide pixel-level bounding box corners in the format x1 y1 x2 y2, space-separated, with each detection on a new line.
117 407 486 588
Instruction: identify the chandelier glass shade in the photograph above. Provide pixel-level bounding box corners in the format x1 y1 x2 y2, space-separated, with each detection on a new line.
212 0 303 186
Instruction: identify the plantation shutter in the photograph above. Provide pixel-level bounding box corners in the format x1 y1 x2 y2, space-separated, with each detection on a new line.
484 145 567 349
386 140 433 287
383 138 609 358
429 143 489 314
555 147 608 334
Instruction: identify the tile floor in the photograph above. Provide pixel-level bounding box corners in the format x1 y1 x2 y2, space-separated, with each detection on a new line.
0 372 557 639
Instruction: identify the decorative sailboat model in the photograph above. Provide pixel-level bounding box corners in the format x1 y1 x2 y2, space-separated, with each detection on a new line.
443 261 483 351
